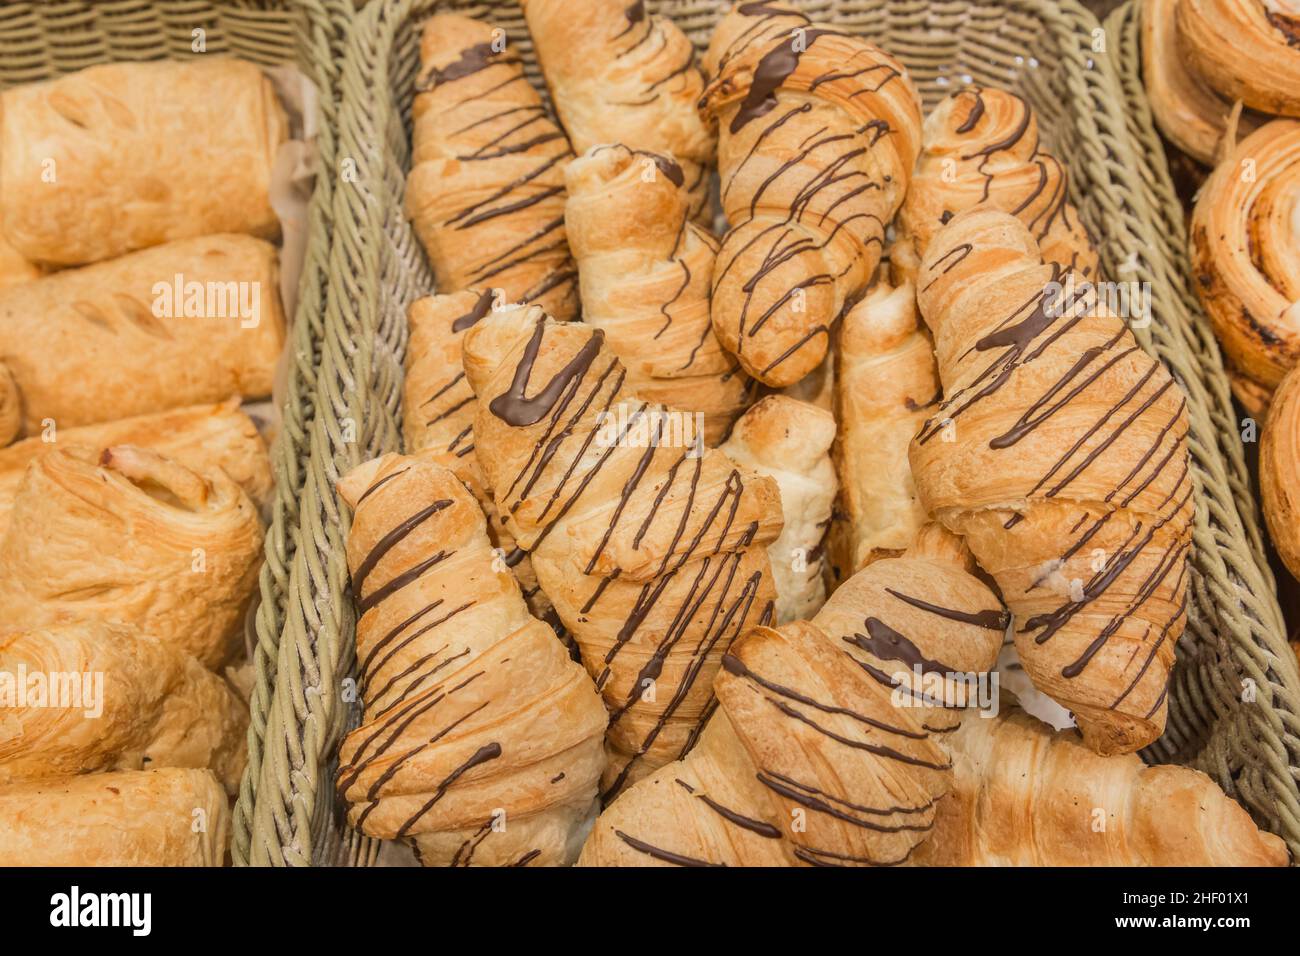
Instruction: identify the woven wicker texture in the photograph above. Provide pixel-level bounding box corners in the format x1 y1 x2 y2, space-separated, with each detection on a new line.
247 0 1300 865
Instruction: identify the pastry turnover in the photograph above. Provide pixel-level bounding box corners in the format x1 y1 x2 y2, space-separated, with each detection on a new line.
0 621 247 793
825 281 937 586
909 209 1194 756
0 235 285 433
720 395 836 623
1177 0 1300 119
462 307 783 798
0 768 230 867
0 58 284 266
0 445 263 669
698 1 923 387
335 454 606 866
892 88 1099 287
1262 365 1300 582
1189 119 1300 413
578 525 1005 867
913 706 1289 866
565 144 751 444
405 15 578 320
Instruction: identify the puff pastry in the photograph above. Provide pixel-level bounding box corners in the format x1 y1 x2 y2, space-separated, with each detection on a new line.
0 235 285 433
0 445 263 669
1262 365 1300 582
405 15 578 320
335 454 606 866
1177 0 1300 119
0 215 39 289
0 363 18 447
0 621 247 793
0 768 229 867
0 58 284 266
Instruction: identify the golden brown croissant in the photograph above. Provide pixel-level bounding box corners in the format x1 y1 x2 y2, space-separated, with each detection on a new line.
0 58 284 266
0 445 263 669
1189 119 1300 413
701 0 811 79
0 235 285 432
909 209 1194 756
462 306 783 798
720 395 836 623
0 768 230 866
698 4 923 387
565 144 752 444
405 15 578 320
0 621 247 792
335 453 606 866
892 88 1098 287
522 0 715 220
1262 365 1300 582
1177 0 1300 119
825 280 937 587
913 706 1289 866
578 525 1006 867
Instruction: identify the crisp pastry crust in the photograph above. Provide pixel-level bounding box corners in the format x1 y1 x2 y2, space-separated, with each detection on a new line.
892 88 1099 287
462 307 783 798
405 15 578 320
721 395 836 623
909 209 1194 756
0 58 284 266
0 768 229 867
913 706 1289 866
565 144 752 444
0 214 40 289
1189 119 1300 413
1177 0 1300 119
0 445 263 669
334 454 607 866
0 621 247 793
578 527 1005 867
1262 365 1300 582
0 234 285 432
698 2 922 387
522 0 716 220
0 363 18 447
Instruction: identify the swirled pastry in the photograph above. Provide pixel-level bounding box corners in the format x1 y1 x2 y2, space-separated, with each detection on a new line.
1177 0 1300 119
1262 365 1300 582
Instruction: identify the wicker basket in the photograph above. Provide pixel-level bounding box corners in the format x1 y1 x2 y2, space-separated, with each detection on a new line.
242 0 1300 866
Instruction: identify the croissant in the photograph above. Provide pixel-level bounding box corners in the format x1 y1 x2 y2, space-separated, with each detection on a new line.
1189 119 1300 413
1177 0 1300 119
0 234 284 432
0 445 263 669
698 4 923 387
405 15 578 320
522 0 715 220
700 0 812 79
577 525 1006 866
0 768 229 866
892 88 1098 287
825 281 937 587
914 706 1289 866
1262 365 1300 583
565 144 752 445
0 621 247 792
462 306 783 798
909 209 1194 756
720 395 836 623
335 453 606 866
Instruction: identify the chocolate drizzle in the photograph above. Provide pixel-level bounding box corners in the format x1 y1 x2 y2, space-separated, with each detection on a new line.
489 321 606 426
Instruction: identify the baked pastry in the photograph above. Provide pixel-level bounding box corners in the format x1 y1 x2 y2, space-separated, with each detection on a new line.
892 88 1099 286
405 15 578 320
700 0 811 79
462 307 783 798
0 445 263 669
0 768 229 866
522 0 715 220
335 453 606 866
1189 119 1300 413
0 363 18 447
0 621 247 793
825 281 936 586
1177 0 1300 119
909 209 1194 756
1262 365 1300 582
0 58 284 266
0 216 39 289
577 525 1005 866
565 144 751 444
0 234 285 432
913 706 1289 866
698 3 923 387
720 395 836 623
